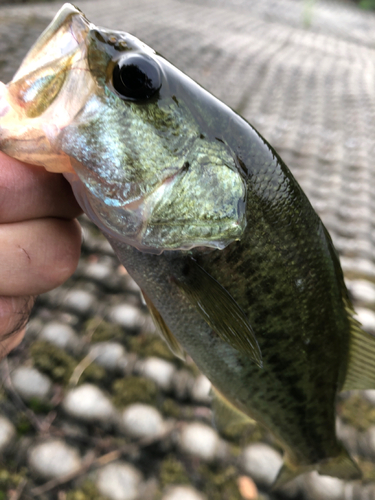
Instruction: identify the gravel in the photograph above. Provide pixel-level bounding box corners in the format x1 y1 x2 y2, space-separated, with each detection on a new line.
241 443 283 487
162 485 207 500
110 303 145 329
121 403 165 439
63 384 116 424
191 374 211 403
89 342 128 371
0 416 16 453
63 289 96 315
11 366 52 401
138 356 176 391
178 422 221 461
28 439 81 480
95 461 143 500
39 321 80 351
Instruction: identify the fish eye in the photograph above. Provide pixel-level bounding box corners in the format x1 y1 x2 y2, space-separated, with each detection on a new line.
112 53 161 100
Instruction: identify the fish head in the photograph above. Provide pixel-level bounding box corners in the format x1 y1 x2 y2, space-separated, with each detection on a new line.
0 3 246 253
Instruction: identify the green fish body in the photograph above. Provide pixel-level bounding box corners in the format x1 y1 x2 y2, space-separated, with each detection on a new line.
1 3 375 485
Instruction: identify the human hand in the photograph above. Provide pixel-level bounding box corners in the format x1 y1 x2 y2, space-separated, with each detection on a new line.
0 151 82 358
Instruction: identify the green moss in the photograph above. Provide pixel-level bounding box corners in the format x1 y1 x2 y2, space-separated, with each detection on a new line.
356 458 375 482
66 480 108 500
16 415 32 436
160 456 190 488
339 394 375 431
128 334 176 362
359 0 375 10
85 318 123 342
0 467 26 491
79 362 107 384
161 399 181 419
112 376 158 408
198 465 242 500
31 341 75 385
28 397 53 413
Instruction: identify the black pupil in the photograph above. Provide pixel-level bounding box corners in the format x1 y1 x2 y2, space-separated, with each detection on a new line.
121 65 148 91
113 55 161 100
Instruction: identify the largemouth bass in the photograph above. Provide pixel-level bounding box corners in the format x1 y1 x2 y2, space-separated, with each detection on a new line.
1 3 374 486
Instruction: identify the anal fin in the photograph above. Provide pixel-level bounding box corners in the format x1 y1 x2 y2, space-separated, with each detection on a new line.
141 290 186 361
272 447 361 490
317 448 361 480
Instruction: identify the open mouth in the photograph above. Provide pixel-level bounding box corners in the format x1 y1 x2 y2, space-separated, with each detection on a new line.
12 4 91 83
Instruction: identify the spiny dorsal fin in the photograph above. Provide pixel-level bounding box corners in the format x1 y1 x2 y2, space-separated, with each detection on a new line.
211 387 256 436
341 299 375 391
175 257 262 368
141 290 186 361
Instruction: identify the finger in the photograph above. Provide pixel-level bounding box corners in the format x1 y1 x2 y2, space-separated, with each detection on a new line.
0 217 82 296
0 151 82 223
0 295 35 359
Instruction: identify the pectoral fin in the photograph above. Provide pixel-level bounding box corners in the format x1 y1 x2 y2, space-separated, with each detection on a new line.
211 387 256 437
174 257 262 368
141 290 186 361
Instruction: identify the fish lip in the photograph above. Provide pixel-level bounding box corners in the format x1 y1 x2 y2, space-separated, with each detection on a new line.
12 3 91 82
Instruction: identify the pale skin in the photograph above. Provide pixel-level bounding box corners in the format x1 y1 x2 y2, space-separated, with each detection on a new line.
0 151 82 359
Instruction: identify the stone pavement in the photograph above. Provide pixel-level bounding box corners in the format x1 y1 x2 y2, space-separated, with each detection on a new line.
2 0 375 499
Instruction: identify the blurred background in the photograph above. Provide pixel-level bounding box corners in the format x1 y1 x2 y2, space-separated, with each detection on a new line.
1 0 375 499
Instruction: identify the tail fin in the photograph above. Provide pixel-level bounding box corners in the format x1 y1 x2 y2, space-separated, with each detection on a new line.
272 448 361 490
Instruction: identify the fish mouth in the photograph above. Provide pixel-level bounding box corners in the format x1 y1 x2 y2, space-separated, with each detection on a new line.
13 4 90 82
0 4 93 172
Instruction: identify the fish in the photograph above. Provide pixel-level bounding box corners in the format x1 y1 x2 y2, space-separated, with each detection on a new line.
1 3 375 487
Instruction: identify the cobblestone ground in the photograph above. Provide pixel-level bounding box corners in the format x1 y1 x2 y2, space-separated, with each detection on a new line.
2 0 375 499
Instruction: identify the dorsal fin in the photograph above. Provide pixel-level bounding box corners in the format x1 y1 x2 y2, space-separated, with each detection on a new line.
141 290 186 361
174 257 262 368
341 299 375 391
320 225 375 392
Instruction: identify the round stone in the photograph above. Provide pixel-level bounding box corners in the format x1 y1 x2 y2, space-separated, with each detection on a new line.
11 366 52 401
28 440 81 480
355 308 375 334
139 357 176 391
89 342 128 371
64 289 96 314
191 374 211 403
179 423 220 461
363 390 375 405
241 443 283 487
85 261 113 281
122 403 165 439
347 280 375 306
302 472 345 500
0 416 16 453
96 461 142 500
109 304 144 330
358 426 375 459
162 485 207 500
39 321 78 350
63 384 116 423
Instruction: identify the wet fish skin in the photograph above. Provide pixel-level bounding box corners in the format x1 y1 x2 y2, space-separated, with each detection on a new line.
0 3 373 484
